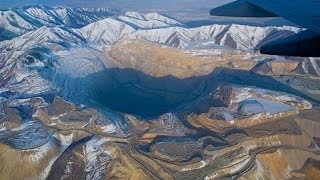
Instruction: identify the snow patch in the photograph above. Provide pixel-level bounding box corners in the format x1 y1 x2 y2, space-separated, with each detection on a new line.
54 133 74 146
101 124 117 133
28 141 52 163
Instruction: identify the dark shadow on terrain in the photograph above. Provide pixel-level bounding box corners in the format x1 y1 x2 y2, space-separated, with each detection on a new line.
57 67 319 118
47 135 93 180
59 67 212 117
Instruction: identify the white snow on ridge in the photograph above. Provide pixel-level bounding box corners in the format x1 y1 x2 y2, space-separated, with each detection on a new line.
1 7 301 53
118 11 183 29
127 24 300 50
0 10 37 38
54 133 74 146
56 48 106 76
77 10 302 50
24 6 58 23
0 26 84 52
5 66 51 95
101 124 117 134
27 141 53 163
0 6 116 41
80 18 135 45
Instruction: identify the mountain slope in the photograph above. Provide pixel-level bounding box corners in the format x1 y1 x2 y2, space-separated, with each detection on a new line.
78 12 300 51
1 6 301 52
0 6 116 41
80 18 135 45
0 26 87 94
117 11 183 29
129 24 300 50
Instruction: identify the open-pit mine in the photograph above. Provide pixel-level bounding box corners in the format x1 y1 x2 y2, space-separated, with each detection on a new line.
0 7 320 180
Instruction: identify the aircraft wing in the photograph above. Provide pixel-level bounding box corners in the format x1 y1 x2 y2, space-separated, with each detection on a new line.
210 0 320 57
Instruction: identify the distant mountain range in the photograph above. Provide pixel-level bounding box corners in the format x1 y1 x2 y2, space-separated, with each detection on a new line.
1 6 300 48
0 6 116 40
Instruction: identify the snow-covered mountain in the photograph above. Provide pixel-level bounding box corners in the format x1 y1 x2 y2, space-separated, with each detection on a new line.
0 25 86 74
0 26 89 94
1 6 301 50
127 24 300 50
79 15 300 50
80 18 135 45
0 6 116 41
117 11 183 29
0 7 304 61
1 6 301 51
1 6 318 97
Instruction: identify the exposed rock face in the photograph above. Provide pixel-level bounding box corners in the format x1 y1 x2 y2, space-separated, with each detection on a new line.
297 158 320 179
108 39 227 78
108 39 313 79
269 59 299 74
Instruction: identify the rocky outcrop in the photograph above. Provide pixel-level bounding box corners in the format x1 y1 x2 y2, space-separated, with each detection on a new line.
108 39 311 79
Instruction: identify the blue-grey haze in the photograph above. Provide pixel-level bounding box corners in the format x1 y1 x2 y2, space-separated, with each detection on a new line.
1 0 232 10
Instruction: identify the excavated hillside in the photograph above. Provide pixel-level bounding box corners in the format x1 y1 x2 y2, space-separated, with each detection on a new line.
0 8 320 180
2 37 319 179
107 39 305 79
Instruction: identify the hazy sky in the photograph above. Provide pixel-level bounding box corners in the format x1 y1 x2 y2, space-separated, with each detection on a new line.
1 0 233 10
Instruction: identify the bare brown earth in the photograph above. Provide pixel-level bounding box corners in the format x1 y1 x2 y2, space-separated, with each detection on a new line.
0 142 59 180
1 91 319 180
107 39 304 79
